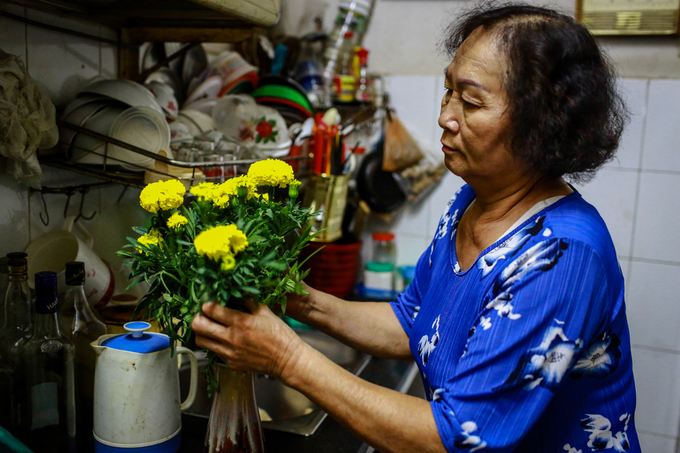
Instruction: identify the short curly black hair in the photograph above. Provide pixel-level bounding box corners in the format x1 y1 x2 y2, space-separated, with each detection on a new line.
441 2 628 182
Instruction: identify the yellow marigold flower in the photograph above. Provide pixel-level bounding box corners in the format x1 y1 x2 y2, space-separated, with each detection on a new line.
214 194 230 209
137 229 163 251
194 224 248 261
220 255 236 272
258 192 269 202
139 179 185 213
217 175 257 200
247 159 295 188
189 182 218 201
167 212 188 230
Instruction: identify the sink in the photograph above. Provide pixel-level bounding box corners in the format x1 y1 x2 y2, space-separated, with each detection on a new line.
179 328 371 436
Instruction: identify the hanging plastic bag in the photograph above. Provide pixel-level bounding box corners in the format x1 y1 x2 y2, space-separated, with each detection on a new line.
382 110 424 172
0 49 58 188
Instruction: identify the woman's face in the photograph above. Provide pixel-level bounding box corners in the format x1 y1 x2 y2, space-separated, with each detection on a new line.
439 28 520 184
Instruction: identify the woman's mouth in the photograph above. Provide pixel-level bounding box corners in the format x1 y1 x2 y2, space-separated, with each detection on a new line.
441 144 457 155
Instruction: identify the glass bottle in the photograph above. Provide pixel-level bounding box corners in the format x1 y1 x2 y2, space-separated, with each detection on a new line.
20 271 76 453
63 261 107 451
0 256 9 328
0 252 33 368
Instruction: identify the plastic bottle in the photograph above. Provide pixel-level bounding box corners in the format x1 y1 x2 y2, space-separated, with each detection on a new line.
354 47 371 103
332 32 357 103
361 232 398 299
326 0 375 56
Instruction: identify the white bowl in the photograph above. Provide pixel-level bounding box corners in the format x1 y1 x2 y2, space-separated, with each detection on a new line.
108 106 172 171
81 79 163 115
177 109 215 136
185 75 222 105
145 81 179 120
60 100 110 156
70 105 127 164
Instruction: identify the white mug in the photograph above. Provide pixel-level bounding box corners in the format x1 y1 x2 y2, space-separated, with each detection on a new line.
25 216 114 308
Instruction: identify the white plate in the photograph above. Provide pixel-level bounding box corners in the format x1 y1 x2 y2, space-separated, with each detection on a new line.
109 106 172 171
182 44 208 87
63 94 110 117
60 100 110 156
82 79 163 115
70 104 127 164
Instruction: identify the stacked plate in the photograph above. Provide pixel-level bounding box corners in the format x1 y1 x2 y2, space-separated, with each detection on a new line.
251 76 314 126
60 79 172 171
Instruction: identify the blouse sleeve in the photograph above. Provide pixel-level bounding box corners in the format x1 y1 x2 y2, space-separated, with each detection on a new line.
431 238 613 452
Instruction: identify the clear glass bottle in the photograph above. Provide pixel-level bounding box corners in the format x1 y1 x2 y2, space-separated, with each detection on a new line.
63 261 107 451
0 256 9 328
20 271 76 453
0 350 19 436
0 252 33 368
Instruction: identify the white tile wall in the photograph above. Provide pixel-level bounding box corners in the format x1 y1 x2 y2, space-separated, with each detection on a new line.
638 431 677 453
627 261 680 351
612 78 648 170
632 172 680 262
631 347 680 438
642 79 680 172
574 168 638 258
0 2 26 61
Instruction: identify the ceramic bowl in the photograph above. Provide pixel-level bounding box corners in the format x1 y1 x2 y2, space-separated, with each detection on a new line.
82 79 163 115
108 106 172 171
70 104 127 164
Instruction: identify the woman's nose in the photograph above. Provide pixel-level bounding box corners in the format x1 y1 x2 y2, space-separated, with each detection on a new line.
438 107 460 134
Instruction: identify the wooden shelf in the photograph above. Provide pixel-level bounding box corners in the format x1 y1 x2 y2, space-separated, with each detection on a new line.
4 0 279 39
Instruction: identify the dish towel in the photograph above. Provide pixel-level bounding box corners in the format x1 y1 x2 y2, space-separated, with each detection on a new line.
0 48 58 188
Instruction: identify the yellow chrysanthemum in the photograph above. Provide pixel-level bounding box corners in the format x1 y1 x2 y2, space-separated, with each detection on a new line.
139 179 185 213
189 182 218 201
247 159 295 188
258 193 269 202
194 224 249 261
167 212 188 230
137 229 163 252
220 255 236 272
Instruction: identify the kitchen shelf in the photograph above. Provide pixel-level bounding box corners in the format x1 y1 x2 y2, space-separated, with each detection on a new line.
46 119 312 188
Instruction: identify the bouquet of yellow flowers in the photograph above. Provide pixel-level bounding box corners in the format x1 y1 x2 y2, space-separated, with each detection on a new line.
118 159 316 366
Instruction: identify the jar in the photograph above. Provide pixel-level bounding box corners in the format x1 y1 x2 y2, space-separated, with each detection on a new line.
372 231 396 267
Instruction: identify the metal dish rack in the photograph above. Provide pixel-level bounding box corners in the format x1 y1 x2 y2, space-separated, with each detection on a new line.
44 119 313 188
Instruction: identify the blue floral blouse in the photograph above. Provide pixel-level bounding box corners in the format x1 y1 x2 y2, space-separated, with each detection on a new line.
391 185 640 453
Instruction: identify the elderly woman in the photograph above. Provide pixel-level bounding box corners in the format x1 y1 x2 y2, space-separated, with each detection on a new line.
192 3 641 452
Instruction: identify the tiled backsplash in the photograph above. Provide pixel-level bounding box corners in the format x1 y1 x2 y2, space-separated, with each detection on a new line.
2 4 680 451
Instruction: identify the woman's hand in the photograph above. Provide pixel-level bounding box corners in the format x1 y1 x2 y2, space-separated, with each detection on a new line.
191 300 307 380
283 281 315 321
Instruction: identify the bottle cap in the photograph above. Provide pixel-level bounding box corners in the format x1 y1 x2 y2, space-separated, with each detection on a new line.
343 31 354 39
6 252 27 267
35 271 59 314
65 261 85 286
372 232 395 241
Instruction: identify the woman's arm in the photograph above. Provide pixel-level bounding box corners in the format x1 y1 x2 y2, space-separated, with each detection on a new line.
285 284 412 360
192 301 447 453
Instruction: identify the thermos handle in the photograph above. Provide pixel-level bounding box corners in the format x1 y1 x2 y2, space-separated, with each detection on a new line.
176 346 198 411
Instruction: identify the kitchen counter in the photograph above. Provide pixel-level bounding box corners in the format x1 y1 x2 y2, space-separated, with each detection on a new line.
179 357 423 453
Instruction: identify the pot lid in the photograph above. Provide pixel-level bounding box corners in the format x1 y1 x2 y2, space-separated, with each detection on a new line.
101 321 170 354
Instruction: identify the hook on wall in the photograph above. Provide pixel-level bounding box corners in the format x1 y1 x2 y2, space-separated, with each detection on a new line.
31 182 110 227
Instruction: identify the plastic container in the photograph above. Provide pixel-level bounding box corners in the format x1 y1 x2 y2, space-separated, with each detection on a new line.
372 231 396 267
300 241 362 299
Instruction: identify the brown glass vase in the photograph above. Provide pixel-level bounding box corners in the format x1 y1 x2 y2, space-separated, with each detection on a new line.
204 363 265 453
